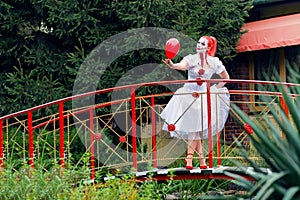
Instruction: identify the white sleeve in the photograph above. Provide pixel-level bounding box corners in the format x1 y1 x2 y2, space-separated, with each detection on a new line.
212 57 225 74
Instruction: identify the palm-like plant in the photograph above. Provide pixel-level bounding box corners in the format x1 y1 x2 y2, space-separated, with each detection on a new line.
226 75 300 199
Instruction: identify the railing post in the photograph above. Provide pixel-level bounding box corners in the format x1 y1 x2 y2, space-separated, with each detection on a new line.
59 102 65 168
0 120 3 169
280 96 289 139
28 111 34 168
206 82 213 168
89 108 95 180
131 87 137 171
215 91 221 166
217 131 221 166
151 96 157 168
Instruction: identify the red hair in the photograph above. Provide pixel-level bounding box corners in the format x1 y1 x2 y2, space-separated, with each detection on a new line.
202 36 217 57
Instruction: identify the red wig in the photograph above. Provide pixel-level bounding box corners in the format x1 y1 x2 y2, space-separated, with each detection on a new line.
202 36 217 57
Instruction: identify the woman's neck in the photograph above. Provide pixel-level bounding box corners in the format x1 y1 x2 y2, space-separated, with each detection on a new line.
198 52 207 67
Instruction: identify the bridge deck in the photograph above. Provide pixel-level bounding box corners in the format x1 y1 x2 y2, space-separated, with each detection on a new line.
102 166 272 182
135 166 272 181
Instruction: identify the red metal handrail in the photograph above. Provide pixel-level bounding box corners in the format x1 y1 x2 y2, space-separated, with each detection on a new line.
0 79 299 178
1 79 298 121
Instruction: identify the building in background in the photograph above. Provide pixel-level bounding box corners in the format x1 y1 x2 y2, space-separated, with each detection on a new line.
236 0 300 83
226 0 300 144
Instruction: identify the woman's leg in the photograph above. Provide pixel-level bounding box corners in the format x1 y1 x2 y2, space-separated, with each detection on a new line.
196 139 207 167
186 140 197 167
186 134 198 168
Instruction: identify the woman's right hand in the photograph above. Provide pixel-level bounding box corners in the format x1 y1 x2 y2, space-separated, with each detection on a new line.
162 59 174 68
162 59 188 71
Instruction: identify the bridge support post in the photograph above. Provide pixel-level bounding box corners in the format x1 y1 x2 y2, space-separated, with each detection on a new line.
89 108 95 180
59 102 65 168
206 82 213 168
151 96 157 168
28 111 34 168
131 87 137 171
217 131 221 166
280 96 289 139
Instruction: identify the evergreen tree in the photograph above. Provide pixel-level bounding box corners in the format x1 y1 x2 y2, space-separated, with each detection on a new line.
0 0 253 116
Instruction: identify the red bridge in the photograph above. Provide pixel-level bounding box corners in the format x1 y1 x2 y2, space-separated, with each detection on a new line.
0 79 296 181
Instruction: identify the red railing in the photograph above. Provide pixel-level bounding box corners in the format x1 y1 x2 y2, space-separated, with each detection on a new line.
0 79 298 179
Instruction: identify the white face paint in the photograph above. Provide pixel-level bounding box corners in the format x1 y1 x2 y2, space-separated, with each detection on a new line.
196 37 208 53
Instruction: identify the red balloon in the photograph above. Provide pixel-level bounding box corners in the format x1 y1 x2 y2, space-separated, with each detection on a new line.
165 38 180 59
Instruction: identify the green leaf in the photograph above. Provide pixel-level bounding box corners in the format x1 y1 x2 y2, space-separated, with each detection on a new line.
260 187 275 200
283 186 300 200
224 171 254 190
255 172 287 199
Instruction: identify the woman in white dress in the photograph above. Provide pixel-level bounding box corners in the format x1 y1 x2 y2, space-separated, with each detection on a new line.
161 36 230 169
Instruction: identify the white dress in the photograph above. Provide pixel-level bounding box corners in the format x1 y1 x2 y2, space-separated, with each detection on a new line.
160 54 230 140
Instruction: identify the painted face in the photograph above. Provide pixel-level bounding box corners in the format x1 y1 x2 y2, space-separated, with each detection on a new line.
196 37 208 53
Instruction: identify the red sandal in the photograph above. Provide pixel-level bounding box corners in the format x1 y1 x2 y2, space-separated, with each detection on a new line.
199 157 207 169
185 153 194 170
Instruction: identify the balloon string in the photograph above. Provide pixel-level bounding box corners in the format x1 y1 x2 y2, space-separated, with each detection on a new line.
174 97 198 125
